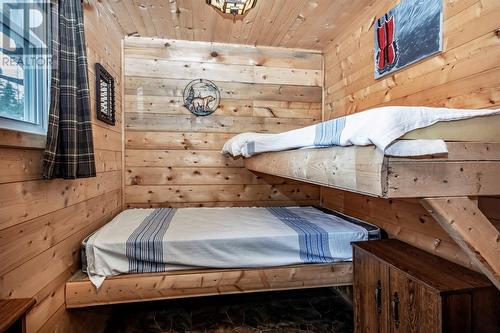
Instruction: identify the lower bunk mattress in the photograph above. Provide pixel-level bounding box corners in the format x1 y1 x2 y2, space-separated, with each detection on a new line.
82 206 380 288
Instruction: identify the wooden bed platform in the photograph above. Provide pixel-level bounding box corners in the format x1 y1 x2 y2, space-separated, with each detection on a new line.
245 142 500 198
245 116 500 198
66 263 353 308
245 135 500 290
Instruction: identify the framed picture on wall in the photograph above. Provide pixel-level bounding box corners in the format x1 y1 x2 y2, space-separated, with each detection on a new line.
374 0 443 79
95 63 116 125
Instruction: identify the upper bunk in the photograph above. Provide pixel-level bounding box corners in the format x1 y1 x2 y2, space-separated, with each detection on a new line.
243 112 500 290
244 114 500 199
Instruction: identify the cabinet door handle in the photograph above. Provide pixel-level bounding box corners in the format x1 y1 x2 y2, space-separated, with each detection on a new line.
375 280 382 314
391 292 400 328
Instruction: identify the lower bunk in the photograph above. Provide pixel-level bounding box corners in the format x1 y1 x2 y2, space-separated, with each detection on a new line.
66 206 380 308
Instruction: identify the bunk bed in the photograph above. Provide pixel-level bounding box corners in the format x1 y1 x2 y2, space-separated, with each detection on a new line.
242 111 500 291
65 107 500 308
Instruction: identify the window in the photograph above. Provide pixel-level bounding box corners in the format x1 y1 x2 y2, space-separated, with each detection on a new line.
0 1 50 135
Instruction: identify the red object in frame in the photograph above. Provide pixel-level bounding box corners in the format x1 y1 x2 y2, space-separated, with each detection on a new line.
385 15 396 66
376 19 387 70
376 13 397 73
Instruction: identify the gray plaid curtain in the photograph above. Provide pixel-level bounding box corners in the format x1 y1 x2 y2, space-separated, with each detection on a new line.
42 0 96 179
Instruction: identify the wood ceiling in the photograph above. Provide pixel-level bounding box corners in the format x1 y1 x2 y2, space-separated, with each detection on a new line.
103 0 357 50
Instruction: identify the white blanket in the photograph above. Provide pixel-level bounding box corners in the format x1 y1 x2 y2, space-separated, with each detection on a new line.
84 207 374 288
221 106 500 157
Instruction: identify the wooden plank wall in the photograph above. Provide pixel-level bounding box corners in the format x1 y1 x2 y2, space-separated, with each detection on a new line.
123 38 323 208
321 0 500 270
0 1 124 332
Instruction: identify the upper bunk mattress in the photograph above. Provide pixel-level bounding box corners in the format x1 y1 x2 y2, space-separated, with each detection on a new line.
82 206 379 288
222 106 500 158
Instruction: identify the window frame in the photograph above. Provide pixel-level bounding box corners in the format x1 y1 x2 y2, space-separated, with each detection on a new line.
0 1 50 136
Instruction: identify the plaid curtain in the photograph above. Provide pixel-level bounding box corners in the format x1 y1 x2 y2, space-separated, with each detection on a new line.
42 0 96 179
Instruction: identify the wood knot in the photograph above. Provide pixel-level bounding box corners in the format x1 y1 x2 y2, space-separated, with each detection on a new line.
433 239 441 248
210 51 219 58
496 29 500 38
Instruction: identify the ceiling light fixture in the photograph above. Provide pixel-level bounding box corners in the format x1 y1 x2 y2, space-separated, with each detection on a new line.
206 0 257 17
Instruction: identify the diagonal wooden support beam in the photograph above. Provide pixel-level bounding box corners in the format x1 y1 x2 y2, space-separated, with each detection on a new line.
421 197 500 290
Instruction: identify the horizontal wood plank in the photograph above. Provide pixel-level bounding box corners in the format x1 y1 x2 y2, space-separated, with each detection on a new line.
0 149 121 184
126 167 304 185
126 132 234 150
66 263 352 308
126 200 321 209
387 161 500 197
92 125 122 152
125 149 243 168
124 38 323 69
125 184 320 203
125 58 322 86
125 113 315 133
125 77 323 102
124 96 321 119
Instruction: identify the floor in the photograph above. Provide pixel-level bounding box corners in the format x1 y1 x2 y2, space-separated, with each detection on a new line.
103 288 353 333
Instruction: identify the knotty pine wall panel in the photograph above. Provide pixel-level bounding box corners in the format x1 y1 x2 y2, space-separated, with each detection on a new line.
0 1 124 331
124 38 322 208
320 0 500 270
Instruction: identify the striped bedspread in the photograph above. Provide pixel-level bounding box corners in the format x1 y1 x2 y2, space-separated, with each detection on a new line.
83 206 379 288
222 106 500 157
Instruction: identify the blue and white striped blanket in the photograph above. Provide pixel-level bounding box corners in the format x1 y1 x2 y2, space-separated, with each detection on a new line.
222 106 500 157
83 207 378 288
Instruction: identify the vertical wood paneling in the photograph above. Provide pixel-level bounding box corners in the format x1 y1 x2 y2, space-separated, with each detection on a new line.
0 1 124 332
124 37 323 208
320 0 500 269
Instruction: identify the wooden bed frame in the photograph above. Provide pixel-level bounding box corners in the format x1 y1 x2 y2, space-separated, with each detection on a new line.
66 262 352 308
245 141 500 290
245 142 500 198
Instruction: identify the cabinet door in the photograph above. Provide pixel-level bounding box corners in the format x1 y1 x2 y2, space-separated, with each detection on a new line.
354 249 389 333
388 268 440 333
